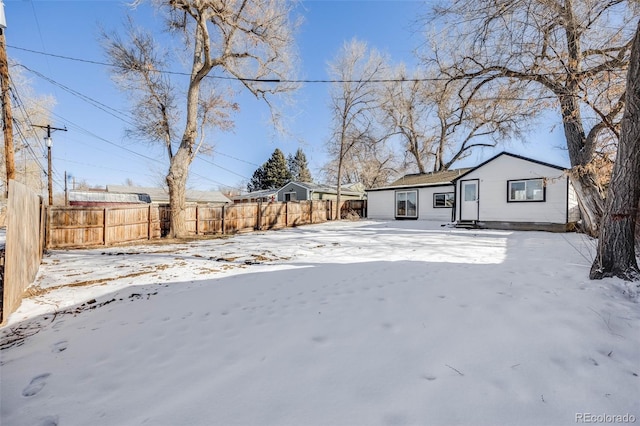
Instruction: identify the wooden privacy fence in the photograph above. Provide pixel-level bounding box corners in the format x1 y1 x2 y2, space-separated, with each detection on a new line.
46 199 367 249
46 204 161 248
2 181 44 325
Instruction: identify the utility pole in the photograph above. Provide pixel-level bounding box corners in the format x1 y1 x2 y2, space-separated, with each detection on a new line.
64 170 68 206
34 124 67 205
0 1 14 198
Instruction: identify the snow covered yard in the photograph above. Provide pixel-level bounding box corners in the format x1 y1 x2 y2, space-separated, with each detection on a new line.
1 220 639 426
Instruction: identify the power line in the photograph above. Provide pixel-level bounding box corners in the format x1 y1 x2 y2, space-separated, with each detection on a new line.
195 155 250 180
8 45 281 83
8 44 455 83
8 78 52 188
42 110 238 189
9 44 591 97
15 63 136 125
15 63 263 172
212 149 261 167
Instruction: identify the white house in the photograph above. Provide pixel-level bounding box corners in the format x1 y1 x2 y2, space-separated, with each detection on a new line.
366 152 581 231
367 169 470 222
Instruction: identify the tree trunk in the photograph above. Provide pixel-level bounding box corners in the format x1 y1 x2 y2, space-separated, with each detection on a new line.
166 148 191 238
335 152 343 221
590 20 640 281
559 91 605 237
406 132 426 174
569 172 605 237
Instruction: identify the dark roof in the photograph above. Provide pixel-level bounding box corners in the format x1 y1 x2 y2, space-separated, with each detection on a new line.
368 168 471 191
390 169 472 186
451 152 566 182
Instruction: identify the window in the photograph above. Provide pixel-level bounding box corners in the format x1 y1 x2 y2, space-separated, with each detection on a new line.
508 179 545 202
396 190 417 218
464 183 477 201
284 192 297 201
433 192 454 208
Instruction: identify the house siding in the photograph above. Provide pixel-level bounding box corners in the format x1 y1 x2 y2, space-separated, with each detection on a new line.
456 154 568 224
418 186 455 221
367 190 396 219
367 185 454 221
277 183 307 202
568 182 581 222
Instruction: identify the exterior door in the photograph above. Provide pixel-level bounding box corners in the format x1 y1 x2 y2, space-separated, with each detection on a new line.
460 180 479 221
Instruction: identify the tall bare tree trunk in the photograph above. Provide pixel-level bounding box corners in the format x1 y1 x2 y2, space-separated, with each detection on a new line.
560 94 606 236
166 148 190 238
167 18 206 239
569 173 605 237
335 135 344 221
590 21 640 281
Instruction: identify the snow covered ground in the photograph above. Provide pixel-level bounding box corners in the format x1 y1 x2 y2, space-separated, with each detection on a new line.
1 220 639 426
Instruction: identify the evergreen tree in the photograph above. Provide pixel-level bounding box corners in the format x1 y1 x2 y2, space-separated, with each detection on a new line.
247 166 266 192
247 148 292 191
264 148 292 188
287 148 313 182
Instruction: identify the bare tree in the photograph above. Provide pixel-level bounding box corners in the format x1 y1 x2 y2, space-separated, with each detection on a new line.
426 0 636 236
327 39 387 218
103 19 179 157
431 77 533 171
590 20 640 282
1 62 55 195
104 0 298 237
378 66 434 174
379 64 532 174
322 133 399 189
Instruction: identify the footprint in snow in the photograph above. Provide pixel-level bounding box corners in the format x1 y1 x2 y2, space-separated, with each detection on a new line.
312 336 328 344
38 415 59 426
22 373 51 397
51 341 68 353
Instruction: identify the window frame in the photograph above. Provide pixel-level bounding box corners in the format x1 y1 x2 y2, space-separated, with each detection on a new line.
433 192 455 209
507 178 546 203
395 190 418 219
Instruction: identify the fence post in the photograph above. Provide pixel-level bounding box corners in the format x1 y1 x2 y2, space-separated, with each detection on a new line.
222 205 226 235
257 201 262 231
195 205 199 236
103 208 108 246
40 202 46 251
148 204 152 240
285 201 288 228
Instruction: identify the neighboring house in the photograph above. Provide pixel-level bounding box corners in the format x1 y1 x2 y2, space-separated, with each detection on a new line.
106 185 231 205
69 190 151 207
367 152 581 231
231 189 279 203
276 181 366 202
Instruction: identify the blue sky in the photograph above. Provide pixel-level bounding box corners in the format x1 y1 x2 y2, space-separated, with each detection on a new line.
6 0 570 193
